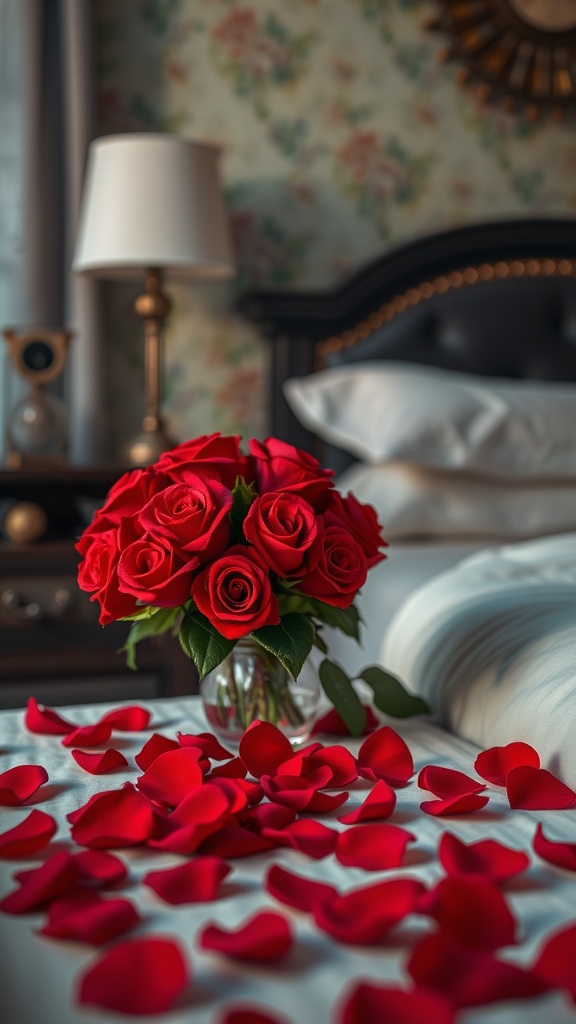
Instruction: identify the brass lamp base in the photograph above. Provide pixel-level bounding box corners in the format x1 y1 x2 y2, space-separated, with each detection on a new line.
123 425 175 468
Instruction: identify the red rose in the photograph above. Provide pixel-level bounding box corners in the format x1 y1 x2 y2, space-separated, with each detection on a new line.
323 490 388 569
138 476 232 564
243 492 319 578
95 466 165 525
296 520 367 608
191 545 280 640
249 437 334 505
156 433 254 490
77 528 139 625
117 535 198 607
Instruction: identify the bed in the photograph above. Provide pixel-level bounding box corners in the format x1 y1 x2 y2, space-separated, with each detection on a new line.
2 218 576 1024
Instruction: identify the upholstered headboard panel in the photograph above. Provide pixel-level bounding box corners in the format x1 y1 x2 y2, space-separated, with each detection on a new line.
239 218 576 471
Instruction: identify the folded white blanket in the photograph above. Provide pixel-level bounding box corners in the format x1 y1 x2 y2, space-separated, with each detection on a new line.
380 533 576 787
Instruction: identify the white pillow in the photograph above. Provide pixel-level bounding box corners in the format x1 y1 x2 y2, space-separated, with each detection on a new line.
380 533 576 787
284 361 576 478
336 461 576 540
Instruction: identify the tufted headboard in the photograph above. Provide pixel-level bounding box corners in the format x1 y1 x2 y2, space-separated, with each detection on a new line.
240 218 576 472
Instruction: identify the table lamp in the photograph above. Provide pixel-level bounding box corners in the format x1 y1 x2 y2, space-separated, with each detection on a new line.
72 133 235 466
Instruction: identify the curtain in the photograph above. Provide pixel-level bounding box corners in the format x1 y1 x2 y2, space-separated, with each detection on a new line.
0 0 105 464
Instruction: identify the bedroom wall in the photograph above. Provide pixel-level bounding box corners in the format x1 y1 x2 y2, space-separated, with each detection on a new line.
93 0 576 454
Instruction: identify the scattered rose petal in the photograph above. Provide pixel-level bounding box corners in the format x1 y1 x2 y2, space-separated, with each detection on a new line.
336 822 415 871
24 697 74 735
0 809 57 858
40 889 140 945
305 789 349 814
171 783 230 827
261 820 338 859
210 778 251 814
71 748 128 774
340 982 456 1024
314 878 425 945
506 766 576 810
147 820 222 856
0 764 49 806
265 863 338 912
419 876 517 950
311 705 379 737
305 745 359 788
70 786 155 848
0 850 78 914
532 922 576 1001
137 747 204 807
533 823 576 872
439 832 529 883
97 705 151 731
178 732 233 760
219 1007 290 1024
239 721 293 779
259 769 332 812
420 793 490 817
241 803 296 833
357 727 413 786
77 935 189 1015
208 756 248 780
338 779 396 824
74 850 127 887
135 733 179 772
200 910 292 962
418 765 486 798
62 722 113 748
200 825 275 859
474 742 540 786
407 931 547 1008
144 856 231 904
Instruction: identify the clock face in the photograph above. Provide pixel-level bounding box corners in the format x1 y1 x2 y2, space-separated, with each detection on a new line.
507 0 576 32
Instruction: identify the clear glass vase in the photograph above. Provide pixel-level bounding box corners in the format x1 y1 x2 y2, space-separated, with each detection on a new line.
200 639 321 748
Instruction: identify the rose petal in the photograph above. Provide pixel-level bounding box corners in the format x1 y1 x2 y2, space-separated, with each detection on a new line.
314 878 425 945
305 789 349 814
338 779 396 824
178 731 233 760
0 764 49 806
304 745 359 788
147 821 222 855
171 782 230 826
357 726 413 786
438 832 530 883
407 931 547 1007
219 1007 290 1024
210 777 251 814
70 786 155 848
238 721 294 779
200 910 292 962
200 825 275 859
340 982 456 1024
135 733 180 771
474 742 540 786
144 856 231 904
311 705 379 736
259 769 332 812
419 876 517 950
532 922 576 1001
335 822 415 871
0 809 57 858
24 697 74 735
40 889 140 945
71 748 128 774
62 722 113 748
137 747 204 807
261 820 338 859
533 822 576 872
0 850 78 914
97 705 151 731
418 765 485 798
421 793 490 817
265 863 338 912
208 756 248 780
74 850 128 887
506 766 576 810
77 935 189 1015
241 803 296 833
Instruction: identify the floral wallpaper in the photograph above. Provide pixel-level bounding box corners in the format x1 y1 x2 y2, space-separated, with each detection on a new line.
93 0 576 454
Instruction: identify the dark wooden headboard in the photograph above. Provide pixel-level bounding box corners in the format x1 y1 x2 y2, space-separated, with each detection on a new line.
239 218 576 471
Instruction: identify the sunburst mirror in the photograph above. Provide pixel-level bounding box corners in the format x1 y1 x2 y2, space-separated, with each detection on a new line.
429 0 576 118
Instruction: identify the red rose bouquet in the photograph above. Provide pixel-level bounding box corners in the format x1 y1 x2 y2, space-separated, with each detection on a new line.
77 433 425 737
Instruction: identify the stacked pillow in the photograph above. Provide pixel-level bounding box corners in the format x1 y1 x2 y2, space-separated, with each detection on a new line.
284 362 576 540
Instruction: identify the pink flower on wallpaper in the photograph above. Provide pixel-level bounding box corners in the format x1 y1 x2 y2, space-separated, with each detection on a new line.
337 131 401 194
214 369 264 427
212 8 314 92
230 210 311 288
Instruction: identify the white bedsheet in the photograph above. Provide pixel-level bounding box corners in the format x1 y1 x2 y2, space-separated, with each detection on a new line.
381 533 576 788
1 696 576 1024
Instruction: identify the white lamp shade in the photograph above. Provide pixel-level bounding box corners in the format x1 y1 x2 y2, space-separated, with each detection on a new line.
73 134 235 280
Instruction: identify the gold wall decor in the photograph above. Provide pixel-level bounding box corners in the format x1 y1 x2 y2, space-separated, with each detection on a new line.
428 0 576 119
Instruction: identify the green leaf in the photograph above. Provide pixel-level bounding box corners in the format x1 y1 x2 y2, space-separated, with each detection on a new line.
319 659 366 736
229 476 256 542
122 607 179 669
359 666 429 719
279 593 362 642
251 613 315 680
178 607 236 680
312 629 328 655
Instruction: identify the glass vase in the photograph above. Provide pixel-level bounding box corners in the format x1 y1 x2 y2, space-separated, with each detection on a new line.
200 639 321 748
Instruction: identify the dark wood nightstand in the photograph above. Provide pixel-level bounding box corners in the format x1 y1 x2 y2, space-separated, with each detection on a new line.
0 468 196 709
